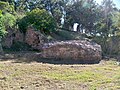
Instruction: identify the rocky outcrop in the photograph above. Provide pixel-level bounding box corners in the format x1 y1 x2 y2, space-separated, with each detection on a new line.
14 30 24 42
2 29 24 48
25 27 47 50
2 28 14 48
41 40 102 64
2 27 47 49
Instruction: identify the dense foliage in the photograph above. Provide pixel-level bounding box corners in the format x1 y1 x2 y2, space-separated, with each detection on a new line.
2 13 16 29
18 9 56 34
0 0 120 55
0 1 16 36
0 11 6 37
0 1 15 14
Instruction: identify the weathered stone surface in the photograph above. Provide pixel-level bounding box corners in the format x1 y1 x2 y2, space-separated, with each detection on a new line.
2 27 47 49
25 27 47 50
2 29 24 48
2 29 14 48
14 30 24 42
41 40 102 64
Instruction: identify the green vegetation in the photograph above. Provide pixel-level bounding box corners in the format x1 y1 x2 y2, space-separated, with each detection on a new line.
0 11 6 37
0 0 120 89
0 59 120 90
0 10 6 53
0 1 15 15
18 8 56 34
2 13 16 29
0 0 119 55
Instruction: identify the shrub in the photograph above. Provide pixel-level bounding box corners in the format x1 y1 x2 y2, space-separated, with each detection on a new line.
18 8 56 34
0 10 7 37
3 41 32 52
0 1 15 14
10 41 32 51
2 13 16 29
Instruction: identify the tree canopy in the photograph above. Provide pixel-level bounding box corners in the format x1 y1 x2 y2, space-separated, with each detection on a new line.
0 10 6 37
18 8 56 34
0 0 120 55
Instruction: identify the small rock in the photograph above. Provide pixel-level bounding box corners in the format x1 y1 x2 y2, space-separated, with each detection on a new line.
20 86 24 89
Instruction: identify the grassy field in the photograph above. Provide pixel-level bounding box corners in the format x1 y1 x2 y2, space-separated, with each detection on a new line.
0 58 120 90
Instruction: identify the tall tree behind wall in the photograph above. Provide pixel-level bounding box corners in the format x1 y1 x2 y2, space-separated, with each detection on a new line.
15 0 69 27
64 0 102 33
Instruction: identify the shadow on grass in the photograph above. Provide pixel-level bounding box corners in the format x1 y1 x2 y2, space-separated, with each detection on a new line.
35 58 101 64
0 52 101 64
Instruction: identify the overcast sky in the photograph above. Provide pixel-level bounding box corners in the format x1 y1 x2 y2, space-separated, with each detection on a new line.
95 0 120 9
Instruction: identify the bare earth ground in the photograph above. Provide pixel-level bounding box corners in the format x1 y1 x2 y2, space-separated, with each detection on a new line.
0 53 120 90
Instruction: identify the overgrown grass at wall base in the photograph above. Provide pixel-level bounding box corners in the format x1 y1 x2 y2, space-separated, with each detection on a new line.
93 36 120 55
3 42 32 52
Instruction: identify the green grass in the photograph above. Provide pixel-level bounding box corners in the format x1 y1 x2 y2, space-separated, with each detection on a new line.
0 60 120 90
51 29 83 40
41 64 120 89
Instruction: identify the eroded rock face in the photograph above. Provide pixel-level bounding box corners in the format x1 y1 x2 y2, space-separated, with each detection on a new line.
25 27 47 50
2 29 15 48
14 30 24 42
2 29 24 48
41 40 102 64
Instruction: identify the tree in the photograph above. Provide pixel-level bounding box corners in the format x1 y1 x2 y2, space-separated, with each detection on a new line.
100 0 115 37
64 0 101 34
98 0 116 55
18 8 56 34
0 1 16 14
15 0 69 27
0 10 7 54
117 12 120 33
0 1 16 52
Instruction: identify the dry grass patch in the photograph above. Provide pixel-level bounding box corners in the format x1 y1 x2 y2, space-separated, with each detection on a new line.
0 60 120 90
